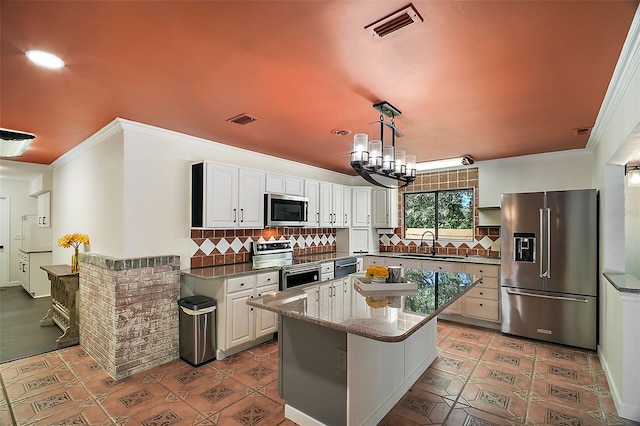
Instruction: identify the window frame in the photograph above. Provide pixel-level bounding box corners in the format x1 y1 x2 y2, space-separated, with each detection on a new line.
403 187 476 242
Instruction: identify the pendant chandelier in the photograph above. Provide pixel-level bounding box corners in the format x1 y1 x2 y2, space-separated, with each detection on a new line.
350 101 416 188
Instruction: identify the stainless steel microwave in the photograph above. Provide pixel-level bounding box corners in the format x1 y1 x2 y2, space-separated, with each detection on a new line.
264 194 308 227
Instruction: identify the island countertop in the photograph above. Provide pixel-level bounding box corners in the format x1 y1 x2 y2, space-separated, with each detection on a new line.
247 270 480 343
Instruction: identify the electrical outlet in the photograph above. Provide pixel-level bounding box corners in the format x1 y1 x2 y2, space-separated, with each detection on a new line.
336 348 347 371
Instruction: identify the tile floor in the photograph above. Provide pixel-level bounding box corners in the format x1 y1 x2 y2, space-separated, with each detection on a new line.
0 320 635 426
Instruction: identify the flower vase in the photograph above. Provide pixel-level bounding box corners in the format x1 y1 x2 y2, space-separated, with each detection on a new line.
71 248 80 273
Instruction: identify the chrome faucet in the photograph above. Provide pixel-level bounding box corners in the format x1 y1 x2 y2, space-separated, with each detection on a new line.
420 230 436 256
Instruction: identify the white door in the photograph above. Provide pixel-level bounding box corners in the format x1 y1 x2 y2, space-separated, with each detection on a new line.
238 168 264 229
352 187 371 227
332 184 344 228
205 164 238 228
319 182 333 227
0 196 10 286
255 284 279 337
305 180 320 226
372 188 389 228
226 289 254 348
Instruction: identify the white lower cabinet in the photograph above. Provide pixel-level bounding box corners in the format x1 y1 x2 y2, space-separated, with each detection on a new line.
305 277 350 322
223 271 279 354
382 257 501 324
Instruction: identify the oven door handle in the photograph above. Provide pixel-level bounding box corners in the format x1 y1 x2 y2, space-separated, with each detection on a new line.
336 262 358 268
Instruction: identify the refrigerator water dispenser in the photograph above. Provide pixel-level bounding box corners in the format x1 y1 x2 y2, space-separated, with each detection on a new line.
513 233 535 262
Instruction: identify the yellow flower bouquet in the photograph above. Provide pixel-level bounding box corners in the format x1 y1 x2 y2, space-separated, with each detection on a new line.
58 233 89 273
57 233 90 249
366 265 389 279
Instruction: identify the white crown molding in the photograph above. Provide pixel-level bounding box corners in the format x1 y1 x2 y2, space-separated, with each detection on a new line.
587 5 640 151
51 118 124 168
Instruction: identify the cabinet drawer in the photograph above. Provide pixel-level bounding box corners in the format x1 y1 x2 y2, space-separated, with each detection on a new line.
465 264 500 277
465 287 499 301
226 275 256 293
422 260 464 273
463 298 500 322
321 262 335 273
256 283 279 298
256 271 279 288
443 299 462 315
478 276 499 290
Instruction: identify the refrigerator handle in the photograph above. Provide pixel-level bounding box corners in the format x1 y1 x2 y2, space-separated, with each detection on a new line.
546 208 551 279
539 209 545 278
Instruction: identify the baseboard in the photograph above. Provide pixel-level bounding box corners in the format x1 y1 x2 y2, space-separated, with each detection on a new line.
599 347 640 422
285 404 326 426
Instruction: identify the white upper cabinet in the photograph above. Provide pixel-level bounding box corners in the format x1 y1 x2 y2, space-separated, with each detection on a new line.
204 163 238 229
342 186 351 227
305 180 320 227
238 168 265 228
192 162 264 229
351 187 371 228
319 182 345 227
265 173 304 196
372 187 398 229
37 192 51 228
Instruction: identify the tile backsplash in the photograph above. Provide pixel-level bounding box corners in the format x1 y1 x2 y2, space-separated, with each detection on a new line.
190 227 336 268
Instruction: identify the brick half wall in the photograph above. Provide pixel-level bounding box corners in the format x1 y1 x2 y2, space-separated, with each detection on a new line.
79 253 181 379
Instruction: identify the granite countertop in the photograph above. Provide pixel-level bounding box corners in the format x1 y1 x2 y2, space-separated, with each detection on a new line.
19 247 53 254
378 252 501 265
182 251 499 280
247 270 481 343
603 272 640 293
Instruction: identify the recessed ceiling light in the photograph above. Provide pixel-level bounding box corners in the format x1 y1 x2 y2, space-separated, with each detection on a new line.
25 50 65 69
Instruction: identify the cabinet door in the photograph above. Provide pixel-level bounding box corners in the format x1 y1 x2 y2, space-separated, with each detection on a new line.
286 176 304 196
238 168 264 228
305 180 320 227
333 184 344 227
226 288 254 348
255 284 279 337
341 277 352 319
351 228 371 254
37 192 51 228
205 164 238 228
332 280 344 322
304 285 319 317
318 282 332 320
319 182 333 227
265 173 286 194
372 188 398 228
352 187 371 227
342 186 351 227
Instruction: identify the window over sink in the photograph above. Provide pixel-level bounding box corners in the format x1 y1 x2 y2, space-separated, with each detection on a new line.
404 188 474 241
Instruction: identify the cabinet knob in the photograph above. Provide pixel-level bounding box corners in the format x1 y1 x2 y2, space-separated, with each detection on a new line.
240 283 244 286
480 303 483 307
267 278 271 281
480 292 483 295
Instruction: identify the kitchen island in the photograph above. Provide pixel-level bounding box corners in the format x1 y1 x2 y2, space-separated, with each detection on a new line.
247 269 480 426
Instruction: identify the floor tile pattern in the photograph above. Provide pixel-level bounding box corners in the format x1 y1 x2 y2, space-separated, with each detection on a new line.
0 321 637 425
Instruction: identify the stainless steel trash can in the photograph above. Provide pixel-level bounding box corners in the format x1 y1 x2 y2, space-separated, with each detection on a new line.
178 295 217 367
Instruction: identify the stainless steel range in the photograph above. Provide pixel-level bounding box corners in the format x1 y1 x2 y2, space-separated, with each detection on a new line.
251 241 321 290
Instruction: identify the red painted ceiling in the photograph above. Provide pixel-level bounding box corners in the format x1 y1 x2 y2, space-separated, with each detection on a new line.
1 1 637 175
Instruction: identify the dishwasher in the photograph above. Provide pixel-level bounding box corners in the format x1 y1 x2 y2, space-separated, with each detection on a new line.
334 257 358 278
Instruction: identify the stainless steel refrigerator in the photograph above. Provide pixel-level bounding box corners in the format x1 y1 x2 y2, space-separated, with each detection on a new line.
500 189 598 350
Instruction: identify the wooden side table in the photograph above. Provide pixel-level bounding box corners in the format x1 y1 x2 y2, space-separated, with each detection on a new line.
40 265 79 348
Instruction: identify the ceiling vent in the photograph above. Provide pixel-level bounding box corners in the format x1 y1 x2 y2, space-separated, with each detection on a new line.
572 127 592 136
227 113 258 125
365 4 423 39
